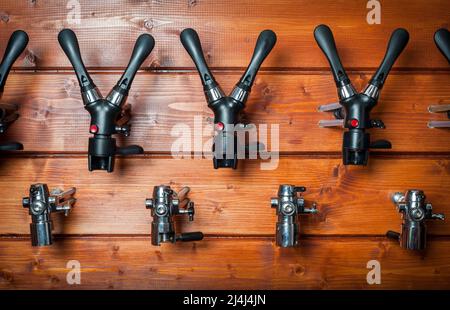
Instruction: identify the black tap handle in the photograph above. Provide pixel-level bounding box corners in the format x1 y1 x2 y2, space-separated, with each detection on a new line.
116 145 144 156
0 141 23 151
115 34 155 94
176 232 204 242
369 28 409 89
0 30 29 92
293 186 306 193
386 230 400 241
180 28 219 90
237 30 277 89
314 24 350 87
370 139 392 149
58 29 95 91
434 28 450 64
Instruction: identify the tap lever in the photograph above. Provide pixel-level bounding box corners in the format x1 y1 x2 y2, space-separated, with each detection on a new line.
368 28 409 91
146 185 203 246
58 29 95 91
0 30 29 92
0 31 29 151
233 30 277 92
0 141 23 151
270 185 317 248
22 184 77 246
434 28 450 64
180 28 222 98
112 34 154 97
369 139 392 149
314 25 351 88
176 231 204 242
388 189 445 251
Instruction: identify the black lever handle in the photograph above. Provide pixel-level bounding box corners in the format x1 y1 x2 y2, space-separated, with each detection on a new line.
370 139 392 149
115 34 155 93
369 28 409 89
116 145 144 156
386 230 400 241
0 30 29 92
434 28 450 64
0 141 23 151
180 28 218 89
176 232 204 242
314 25 350 87
58 29 95 90
237 30 277 89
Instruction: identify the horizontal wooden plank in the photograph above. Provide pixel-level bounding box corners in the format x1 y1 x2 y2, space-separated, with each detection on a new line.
1 72 450 153
0 157 448 236
0 1 449 69
1 237 449 289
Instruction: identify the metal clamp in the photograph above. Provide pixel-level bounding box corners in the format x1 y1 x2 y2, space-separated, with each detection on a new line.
145 185 204 246
427 103 450 128
270 185 317 247
387 190 445 250
22 184 76 247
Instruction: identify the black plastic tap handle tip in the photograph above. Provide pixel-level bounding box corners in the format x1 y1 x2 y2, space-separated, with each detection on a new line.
116 145 144 156
386 230 401 241
370 28 409 88
115 33 155 92
177 232 204 242
58 29 93 89
434 28 450 63
0 30 29 91
257 29 277 52
180 28 216 88
237 29 277 89
314 24 349 87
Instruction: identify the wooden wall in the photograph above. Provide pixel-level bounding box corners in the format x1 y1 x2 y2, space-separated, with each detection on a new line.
0 0 449 289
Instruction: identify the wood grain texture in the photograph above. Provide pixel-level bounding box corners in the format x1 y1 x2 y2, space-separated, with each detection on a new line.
0 157 448 236
1 237 450 289
1 72 450 153
0 0 449 291
0 0 449 69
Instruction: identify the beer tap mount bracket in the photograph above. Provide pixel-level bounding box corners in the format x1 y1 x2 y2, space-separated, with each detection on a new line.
22 184 77 247
0 30 29 151
58 29 155 172
145 185 204 246
386 190 445 251
180 28 277 169
270 185 318 248
315 25 409 165
428 28 450 128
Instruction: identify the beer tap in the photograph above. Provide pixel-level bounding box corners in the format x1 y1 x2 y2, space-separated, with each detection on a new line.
315 25 409 165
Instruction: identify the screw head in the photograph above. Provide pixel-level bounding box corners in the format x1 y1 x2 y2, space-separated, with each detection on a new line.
156 205 166 215
411 208 424 220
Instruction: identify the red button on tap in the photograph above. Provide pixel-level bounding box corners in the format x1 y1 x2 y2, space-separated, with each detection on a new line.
349 119 359 128
215 122 224 131
89 124 99 133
